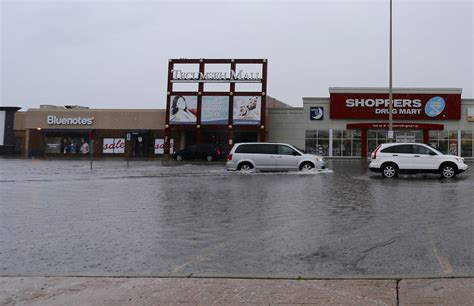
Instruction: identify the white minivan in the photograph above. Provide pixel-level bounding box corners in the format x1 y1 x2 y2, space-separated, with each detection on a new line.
369 143 468 178
226 142 325 172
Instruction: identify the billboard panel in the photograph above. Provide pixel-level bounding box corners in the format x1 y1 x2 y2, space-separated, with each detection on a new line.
233 96 261 125
169 95 198 124
201 96 229 125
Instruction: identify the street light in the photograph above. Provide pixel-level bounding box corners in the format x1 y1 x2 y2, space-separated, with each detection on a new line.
388 0 394 142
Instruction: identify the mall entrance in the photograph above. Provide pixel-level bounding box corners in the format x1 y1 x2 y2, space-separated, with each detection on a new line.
367 129 423 157
394 130 423 143
347 123 444 158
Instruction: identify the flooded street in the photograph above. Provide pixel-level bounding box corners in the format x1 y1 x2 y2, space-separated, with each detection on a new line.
1 158 473 276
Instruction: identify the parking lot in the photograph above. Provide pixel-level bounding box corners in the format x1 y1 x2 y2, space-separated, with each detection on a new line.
0 158 472 276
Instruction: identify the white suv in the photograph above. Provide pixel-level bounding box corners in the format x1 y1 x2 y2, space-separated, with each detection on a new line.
369 143 468 178
226 142 325 172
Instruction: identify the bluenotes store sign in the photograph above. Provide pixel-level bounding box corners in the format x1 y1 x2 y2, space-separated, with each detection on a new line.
330 93 461 120
47 115 94 125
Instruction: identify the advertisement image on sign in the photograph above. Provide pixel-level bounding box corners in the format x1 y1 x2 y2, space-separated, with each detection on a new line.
201 96 229 125
103 138 125 154
154 139 174 154
233 96 261 125
169 95 197 124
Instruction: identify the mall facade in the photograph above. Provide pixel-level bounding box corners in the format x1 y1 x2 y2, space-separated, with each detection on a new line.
268 87 474 158
9 87 474 159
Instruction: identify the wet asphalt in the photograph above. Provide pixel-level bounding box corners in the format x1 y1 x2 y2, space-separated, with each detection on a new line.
0 158 473 276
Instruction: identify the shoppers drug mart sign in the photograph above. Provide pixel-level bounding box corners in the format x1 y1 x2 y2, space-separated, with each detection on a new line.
330 93 461 120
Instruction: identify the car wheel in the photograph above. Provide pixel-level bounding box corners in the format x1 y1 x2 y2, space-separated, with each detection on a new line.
381 163 398 178
176 154 183 161
299 162 315 171
206 155 213 162
238 162 253 171
440 163 457 179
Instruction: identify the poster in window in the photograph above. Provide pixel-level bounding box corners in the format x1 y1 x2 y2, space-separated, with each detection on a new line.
103 138 125 154
154 139 174 154
233 96 261 125
201 96 229 125
169 95 197 124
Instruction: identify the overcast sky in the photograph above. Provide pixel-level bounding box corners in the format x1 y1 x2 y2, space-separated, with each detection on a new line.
1 0 473 110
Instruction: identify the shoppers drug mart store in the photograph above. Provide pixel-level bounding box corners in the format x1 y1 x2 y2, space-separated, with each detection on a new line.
268 88 474 158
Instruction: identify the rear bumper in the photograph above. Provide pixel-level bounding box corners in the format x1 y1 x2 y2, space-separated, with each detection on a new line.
226 161 237 171
369 161 382 172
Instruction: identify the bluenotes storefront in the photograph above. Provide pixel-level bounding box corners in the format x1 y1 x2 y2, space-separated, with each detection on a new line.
18 108 166 158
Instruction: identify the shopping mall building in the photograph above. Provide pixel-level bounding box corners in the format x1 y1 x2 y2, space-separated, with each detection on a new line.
7 86 473 159
268 87 474 158
3 58 473 159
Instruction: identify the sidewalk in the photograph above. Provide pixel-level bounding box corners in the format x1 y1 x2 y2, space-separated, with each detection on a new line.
1 276 473 305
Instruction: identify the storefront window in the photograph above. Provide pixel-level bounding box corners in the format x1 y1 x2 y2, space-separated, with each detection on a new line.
45 134 88 154
461 131 473 157
305 130 329 156
367 129 387 156
332 130 360 157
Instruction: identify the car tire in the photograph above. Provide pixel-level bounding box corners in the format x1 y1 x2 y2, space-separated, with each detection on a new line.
381 163 398 178
176 154 183 161
206 155 213 162
440 163 457 179
299 162 315 171
238 162 253 171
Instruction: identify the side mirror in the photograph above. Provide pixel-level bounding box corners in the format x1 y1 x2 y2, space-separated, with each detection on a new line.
429 151 437 156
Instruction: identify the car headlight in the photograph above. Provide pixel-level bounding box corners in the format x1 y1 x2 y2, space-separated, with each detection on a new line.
455 157 464 162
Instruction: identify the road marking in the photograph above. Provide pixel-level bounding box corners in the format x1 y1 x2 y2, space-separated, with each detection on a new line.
432 246 453 274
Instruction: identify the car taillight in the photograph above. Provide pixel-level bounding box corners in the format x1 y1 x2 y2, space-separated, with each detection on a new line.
227 153 232 161
371 144 382 160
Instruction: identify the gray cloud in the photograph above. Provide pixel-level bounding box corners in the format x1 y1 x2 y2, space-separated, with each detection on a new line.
1 0 472 110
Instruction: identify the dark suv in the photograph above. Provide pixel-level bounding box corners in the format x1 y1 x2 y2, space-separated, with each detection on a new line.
174 144 223 162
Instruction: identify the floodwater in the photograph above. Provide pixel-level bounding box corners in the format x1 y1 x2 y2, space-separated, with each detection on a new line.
1 158 473 276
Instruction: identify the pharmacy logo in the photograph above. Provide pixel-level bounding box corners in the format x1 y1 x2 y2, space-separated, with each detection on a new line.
424 96 445 117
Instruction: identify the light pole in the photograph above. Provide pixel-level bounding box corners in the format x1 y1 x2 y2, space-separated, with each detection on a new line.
388 0 394 142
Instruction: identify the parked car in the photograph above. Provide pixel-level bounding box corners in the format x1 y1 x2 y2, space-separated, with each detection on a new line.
226 142 325 172
174 144 223 162
369 143 468 178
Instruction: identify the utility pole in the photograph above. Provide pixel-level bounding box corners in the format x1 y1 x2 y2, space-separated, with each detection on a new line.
388 0 394 142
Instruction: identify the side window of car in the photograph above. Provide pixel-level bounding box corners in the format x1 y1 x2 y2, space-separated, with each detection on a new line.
392 145 414 154
236 144 255 154
256 144 277 154
413 145 435 155
381 147 395 153
187 145 197 152
278 145 299 155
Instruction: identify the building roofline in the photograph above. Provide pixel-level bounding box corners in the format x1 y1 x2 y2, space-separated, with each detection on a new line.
328 87 463 94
